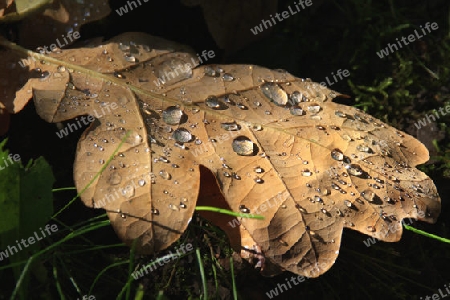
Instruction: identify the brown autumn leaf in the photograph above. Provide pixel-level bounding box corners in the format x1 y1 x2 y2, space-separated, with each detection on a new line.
2 32 441 278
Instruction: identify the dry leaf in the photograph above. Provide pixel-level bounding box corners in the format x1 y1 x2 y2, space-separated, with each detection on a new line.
5 32 440 277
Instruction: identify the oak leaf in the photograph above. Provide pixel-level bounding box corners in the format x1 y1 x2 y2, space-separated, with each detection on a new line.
5 32 440 277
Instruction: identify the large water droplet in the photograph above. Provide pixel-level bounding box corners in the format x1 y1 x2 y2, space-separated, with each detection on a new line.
232 136 256 156
162 106 185 125
172 128 193 143
331 148 344 161
260 82 288 106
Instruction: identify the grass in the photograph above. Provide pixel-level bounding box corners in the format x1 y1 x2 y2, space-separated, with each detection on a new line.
1 0 450 299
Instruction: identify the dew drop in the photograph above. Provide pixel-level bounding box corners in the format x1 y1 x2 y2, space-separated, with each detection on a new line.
290 106 305 116
151 208 159 215
295 204 307 213
204 66 221 77
302 169 312 176
172 128 193 143
162 106 184 125
307 104 321 113
205 96 228 110
254 167 264 173
367 226 376 232
260 82 288 106
345 164 363 176
221 122 241 131
335 110 347 118
232 136 256 156
254 177 264 184
331 148 344 161
356 144 372 153
138 179 146 186
361 190 376 202
239 205 250 213
222 73 235 81
290 91 306 104
159 170 172 180
169 204 179 211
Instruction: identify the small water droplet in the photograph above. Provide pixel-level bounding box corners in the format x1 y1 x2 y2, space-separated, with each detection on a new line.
290 91 306 104
239 205 250 213
307 104 321 113
344 200 352 207
169 204 179 211
205 96 228 110
159 170 172 180
204 66 221 77
254 177 264 183
302 169 312 176
138 179 146 186
335 110 347 118
290 106 305 116
252 124 263 131
114 71 124 78
254 167 264 173
232 136 256 156
222 73 235 81
367 226 376 232
331 148 344 161
221 122 241 131
296 204 307 213
151 208 159 215
124 54 136 62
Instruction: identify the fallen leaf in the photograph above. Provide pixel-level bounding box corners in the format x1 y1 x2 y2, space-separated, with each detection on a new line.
3 32 440 277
